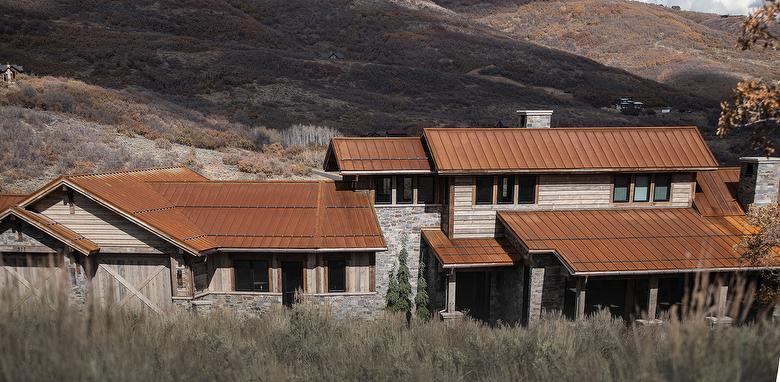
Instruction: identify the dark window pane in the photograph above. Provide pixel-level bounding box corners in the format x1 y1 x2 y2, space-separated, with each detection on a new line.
328 258 347 292
633 175 650 202
417 176 435 204
613 175 630 202
234 260 269 292
443 177 450 204
375 176 392 204
653 174 671 202
518 175 537 204
497 176 514 204
475 176 494 205
398 176 413 204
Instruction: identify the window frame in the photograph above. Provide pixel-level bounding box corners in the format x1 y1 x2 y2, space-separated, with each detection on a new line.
326 256 347 293
612 174 631 203
416 176 435 204
632 174 651 203
518 175 537 204
497 175 515 204
397 175 414 204
652 174 672 202
475 176 495 205
374 176 393 205
233 259 271 293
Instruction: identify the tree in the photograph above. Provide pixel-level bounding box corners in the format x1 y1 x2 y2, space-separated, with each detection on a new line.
414 253 430 319
718 2 780 155
385 236 413 314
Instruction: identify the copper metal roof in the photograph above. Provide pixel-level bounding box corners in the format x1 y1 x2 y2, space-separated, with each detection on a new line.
694 168 745 217
325 137 433 173
421 228 521 268
0 194 25 212
423 127 719 173
498 208 767 275
149 181 386 250
0 207 99 254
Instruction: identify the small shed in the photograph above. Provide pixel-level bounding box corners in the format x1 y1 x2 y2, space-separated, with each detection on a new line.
1 64 24 83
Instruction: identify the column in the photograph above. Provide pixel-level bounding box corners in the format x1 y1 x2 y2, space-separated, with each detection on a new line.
446 270 457 313
575 277 587 320
647 277 659 320
716 284 729 318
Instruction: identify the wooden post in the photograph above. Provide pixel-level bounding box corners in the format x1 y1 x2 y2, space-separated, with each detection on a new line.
575 277 587 320
716 284 728 318
648 277 659 319
446 270 457 313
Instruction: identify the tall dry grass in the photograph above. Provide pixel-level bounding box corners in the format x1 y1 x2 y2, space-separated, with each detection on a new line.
0 298 778 381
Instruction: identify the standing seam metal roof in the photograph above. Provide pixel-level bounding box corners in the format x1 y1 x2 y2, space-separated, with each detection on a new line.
326 137 433 172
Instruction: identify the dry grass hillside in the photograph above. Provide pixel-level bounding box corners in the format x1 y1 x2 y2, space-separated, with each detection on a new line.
447 0 780 101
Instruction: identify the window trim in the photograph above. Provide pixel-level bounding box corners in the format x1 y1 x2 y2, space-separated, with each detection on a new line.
632 174 651 203
374 176 393 205
396 175 414 204
474 175 495 205
517 175 538 204
326 256 347 293
416 175 436 204
612 173 675 205
497 175 515 204
612 174 631 203
233 258 272 293
652 174 672 202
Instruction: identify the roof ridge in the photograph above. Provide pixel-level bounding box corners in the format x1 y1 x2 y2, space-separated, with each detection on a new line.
144 180 332 184
66 165 194 178
423 126 699 131
332 136 421 140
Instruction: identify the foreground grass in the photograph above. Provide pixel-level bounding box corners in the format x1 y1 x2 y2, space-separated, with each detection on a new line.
0 304 778 381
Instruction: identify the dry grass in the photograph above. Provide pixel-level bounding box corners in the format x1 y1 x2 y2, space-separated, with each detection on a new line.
0 301 778 381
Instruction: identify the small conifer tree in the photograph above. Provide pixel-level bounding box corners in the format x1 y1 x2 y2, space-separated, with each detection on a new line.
414 254 430 319
385 265 399 310
385 235 413 314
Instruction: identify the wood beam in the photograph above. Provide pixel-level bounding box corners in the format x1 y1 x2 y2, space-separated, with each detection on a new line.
575 277 587 320
648 277 659 319
446 270 457 313
716 284 728 318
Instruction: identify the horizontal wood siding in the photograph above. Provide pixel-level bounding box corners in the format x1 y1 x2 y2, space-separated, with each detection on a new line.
33 191 174 252
452 173 696 238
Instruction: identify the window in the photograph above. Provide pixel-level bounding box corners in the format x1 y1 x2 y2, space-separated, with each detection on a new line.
633 175 650 202
745 163 755 176
497 176 514 204
397 176 413 204
475 176 494 204
375 176 392 204
417 176 435 204
613 175 630 203
518 175 537 204
653 174 671 202
443 177 450 205
327 258 346 292
234 260 269 292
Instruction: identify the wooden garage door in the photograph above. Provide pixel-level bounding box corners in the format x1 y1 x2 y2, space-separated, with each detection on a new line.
93 256 172 315
0 253 68 307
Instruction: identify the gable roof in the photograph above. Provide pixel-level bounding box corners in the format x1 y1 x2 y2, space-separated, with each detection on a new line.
20 167 385 254
0 64 23 72
694 168 745 217
0 194 26 212
423 127 719 173
148 181 385 250
422 228 521 268
498 208 768 275
0 207 99 255
325 137 433 174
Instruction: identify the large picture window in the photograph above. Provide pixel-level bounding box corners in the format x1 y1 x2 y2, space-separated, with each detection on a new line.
497 176 514 204
475 176 494 205
234 260 269 292
518 175 537 204
327 258 347 292
375 176 392 204
653 174 671 202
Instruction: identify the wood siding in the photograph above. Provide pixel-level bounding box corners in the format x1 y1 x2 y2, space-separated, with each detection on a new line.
33 191 175 253
452 173 696 238
92 255 173 314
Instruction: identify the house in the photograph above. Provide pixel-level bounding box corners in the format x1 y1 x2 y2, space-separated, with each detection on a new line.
615 97 643 115
1 111 778 324
1 64 23 83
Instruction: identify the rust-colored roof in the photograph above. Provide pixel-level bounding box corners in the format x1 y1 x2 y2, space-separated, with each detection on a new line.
694 168 745 217
0 194 25 212
421 228 521 268
325 137 433 173
498 208 770 275
0 207 99 255
147 181 386 250
423 127 719 173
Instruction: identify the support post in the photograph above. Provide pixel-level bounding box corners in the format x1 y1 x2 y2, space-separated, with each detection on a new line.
446 269 457 313
706 283 733 327
575 277 586 320
648 277 659 320
716 284 728 318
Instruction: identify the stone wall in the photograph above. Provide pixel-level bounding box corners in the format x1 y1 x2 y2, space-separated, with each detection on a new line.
182 293 284 314
527 253 566 325
300 293 384 318
374 205 442 312
739 157 780 207
488 266 524 325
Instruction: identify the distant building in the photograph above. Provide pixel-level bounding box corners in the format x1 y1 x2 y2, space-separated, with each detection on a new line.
671 5 681 10
615 97 644 115
1 64 23 84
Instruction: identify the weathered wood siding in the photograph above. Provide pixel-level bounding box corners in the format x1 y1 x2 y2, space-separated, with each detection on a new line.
0 253 69 302
92 255 173 314
32 191 175 253
452 173 696 238
0 221 64 253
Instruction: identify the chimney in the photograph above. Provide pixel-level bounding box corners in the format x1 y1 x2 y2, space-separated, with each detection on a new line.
516 110 553 128
738 157 780 208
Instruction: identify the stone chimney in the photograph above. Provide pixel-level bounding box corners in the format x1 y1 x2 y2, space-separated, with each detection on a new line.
738 157 780 208
516 110 553 128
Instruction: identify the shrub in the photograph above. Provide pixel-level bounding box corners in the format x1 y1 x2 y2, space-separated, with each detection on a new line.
154 138 173 150
42 88 75 113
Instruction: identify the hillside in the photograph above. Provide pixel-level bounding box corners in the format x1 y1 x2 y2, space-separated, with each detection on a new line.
446 0 780 101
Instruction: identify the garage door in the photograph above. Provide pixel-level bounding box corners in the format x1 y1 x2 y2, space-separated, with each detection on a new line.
93 256 172 315
0 253 67 307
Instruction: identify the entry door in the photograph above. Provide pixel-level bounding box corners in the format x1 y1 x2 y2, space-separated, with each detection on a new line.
281 261 303 307
456 271 491 321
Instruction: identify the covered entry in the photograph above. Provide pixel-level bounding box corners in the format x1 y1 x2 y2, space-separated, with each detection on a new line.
92 256 173 314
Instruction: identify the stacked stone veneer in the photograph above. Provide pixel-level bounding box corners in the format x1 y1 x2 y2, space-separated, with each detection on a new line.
180 293 283 314
375 205 442 313
738 157 780 208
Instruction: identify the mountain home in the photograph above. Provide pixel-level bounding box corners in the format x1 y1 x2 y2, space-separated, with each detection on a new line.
1 114 778 324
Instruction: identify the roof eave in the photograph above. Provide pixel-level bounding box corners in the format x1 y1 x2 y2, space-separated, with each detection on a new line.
435 167 719 174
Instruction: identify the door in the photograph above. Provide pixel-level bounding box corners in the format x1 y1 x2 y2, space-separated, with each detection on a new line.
282 261 303 307
93 255 172 315
0 253 67 307
456 271 491 321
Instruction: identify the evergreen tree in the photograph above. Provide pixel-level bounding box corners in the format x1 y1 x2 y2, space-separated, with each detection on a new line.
385 236 413 314
414 253 430 319
385 265 399 310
